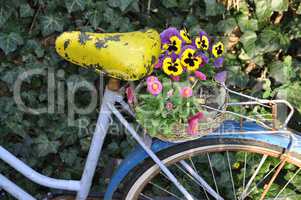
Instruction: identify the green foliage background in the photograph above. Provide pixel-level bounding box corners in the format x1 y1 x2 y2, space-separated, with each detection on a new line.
0 0 301 199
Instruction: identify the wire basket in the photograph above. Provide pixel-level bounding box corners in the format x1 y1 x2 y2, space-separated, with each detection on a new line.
132 81 231 143
128 81 294 143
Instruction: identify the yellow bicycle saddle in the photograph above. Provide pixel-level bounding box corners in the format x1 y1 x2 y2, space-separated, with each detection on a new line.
55 29 161 81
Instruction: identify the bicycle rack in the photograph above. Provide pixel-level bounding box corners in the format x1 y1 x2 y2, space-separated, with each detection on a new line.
199 83 294 132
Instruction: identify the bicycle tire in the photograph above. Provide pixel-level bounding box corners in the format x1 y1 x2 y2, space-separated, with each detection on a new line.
121 137 301 200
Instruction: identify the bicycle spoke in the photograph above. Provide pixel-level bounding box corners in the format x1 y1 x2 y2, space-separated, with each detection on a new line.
239 154 268 199
207 153 220 195
259 158 287 200
226 151 237 200
245 158 282 198
242 152 247 192
179 160 224 200
274 168 301 200
189 157 210 200
130 144 301 200
140 193 154 200
149 181 182 200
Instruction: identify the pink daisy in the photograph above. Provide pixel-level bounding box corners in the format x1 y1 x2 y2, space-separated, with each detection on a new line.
147 80 163 96
180 87 193 98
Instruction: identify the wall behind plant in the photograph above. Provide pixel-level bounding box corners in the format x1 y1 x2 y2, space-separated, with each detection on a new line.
0 0 301 198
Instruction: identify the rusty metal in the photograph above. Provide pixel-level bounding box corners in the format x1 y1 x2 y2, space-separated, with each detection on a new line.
259 157 288 200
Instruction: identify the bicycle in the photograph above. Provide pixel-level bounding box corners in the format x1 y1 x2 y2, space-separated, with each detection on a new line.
1 29 301 200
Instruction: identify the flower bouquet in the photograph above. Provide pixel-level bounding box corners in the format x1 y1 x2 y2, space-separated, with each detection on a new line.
131 27 228 142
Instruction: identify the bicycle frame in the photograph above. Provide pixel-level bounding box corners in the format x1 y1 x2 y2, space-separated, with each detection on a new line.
0 86 200 200
0 81 296 200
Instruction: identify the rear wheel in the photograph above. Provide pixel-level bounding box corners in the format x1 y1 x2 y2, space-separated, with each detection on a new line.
122 138 301 200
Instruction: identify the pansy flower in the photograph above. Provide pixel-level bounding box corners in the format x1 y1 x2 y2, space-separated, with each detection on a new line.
180 46 202 71
213 57 224 68
215 71 227 83
154 54 165 69
212 41 224 58
162 56 183 76
180 26 192 44
194 31 210 51
195 52 209 67
160 27 183 55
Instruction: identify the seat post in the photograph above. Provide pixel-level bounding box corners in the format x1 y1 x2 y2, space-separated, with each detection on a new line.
107 78 120 91
76 78 121 200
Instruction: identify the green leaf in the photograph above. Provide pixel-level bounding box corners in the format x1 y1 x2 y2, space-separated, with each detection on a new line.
269 56 295 84
276 82 301 113
162 0 178 8
0 32 23 55
108 0 136 11
119 0 136 11
0 7 12 28
255 0 273 23
217 18 237 34
60 149 77 166
204 0 225 16
20 3 34 18
237 15 258 32
297 3 301 15
271 0 289 12
262 79 272 98
240 31 257 54
64 0 86 13
86 10 101 29
34 135 60 157
40 15 64 36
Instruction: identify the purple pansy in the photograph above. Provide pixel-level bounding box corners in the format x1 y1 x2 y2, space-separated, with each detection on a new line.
160 27 182 44
215 71 227 83
195 52 209 66
213 57 224 68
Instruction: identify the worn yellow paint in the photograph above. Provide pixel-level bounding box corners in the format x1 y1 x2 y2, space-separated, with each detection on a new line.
55 29 161 80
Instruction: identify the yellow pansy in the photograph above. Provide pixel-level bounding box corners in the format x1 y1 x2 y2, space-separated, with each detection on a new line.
180 47 202 71
212 41 224 58
180 27 192 44
162 36 182 55
162 57 183 76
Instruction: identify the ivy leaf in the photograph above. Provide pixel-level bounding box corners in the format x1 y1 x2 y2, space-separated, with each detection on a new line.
240 31 257 54
64 0 86 13
119 0 136 11
60 149 78 166
0 7 12 28
269 56 295 84
277 82 301 113
237 15 258 32
40 15 64 36
217 18 237 34
255 0 273 23
34 134 60 157
20 3 34 18
162 0 178 8
86 10 101 29
271 0 289 12
0 32 23 55
204 0 225 16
